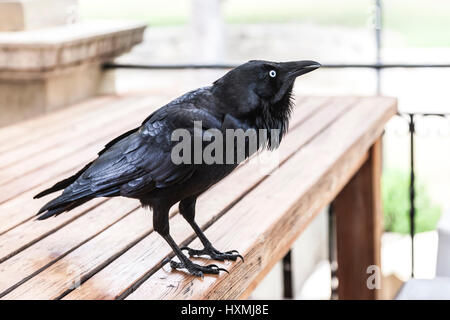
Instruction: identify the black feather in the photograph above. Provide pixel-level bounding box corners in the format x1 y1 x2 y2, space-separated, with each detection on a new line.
36 198 90 220
34 128 140 199
34 160 94 199
98 127 139 156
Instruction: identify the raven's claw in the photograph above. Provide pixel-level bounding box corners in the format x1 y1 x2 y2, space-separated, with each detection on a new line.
181 245 244 262
169 259 228 278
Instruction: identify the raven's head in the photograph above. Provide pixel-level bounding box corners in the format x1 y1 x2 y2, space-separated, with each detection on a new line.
212 60 320 145
213 60 320 116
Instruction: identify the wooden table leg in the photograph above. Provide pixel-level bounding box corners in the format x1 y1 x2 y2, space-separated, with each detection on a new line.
334 137 383 300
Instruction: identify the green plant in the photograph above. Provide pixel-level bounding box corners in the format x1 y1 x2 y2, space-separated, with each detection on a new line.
382 168 441 234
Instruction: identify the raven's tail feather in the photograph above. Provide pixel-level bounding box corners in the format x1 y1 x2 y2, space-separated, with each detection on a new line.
34 178 76 199
34 161 94 199
36 186 120 220
36 197 91 220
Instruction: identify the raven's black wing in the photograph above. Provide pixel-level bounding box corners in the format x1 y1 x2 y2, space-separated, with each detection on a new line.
34 127 140 199
34 87 215 199
36 100 222 219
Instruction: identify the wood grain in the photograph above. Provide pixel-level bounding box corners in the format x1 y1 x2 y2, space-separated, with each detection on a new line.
0 96 117 153
3 208 151 300
0 96 165 186
0 199 108 263
0 96 143 172
0 165 96 235
0 198 138 297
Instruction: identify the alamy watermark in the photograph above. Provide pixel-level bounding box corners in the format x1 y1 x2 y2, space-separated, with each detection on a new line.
366 264 381 290
170 121 281 174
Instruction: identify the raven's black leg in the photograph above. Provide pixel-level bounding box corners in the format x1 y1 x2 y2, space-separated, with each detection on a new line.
162 233 228 277
179 197 244 262
152 203 227 277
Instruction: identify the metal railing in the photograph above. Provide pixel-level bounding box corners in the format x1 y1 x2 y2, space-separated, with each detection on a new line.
104 62 450 70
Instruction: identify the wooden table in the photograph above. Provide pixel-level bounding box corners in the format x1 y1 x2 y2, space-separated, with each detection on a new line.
0 93 396 300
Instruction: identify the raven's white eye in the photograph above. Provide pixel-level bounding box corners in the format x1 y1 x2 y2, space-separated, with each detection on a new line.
269 70 277 78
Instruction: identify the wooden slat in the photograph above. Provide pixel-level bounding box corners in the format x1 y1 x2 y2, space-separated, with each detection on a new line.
59 98 357 300
3 208 154 300
0 88 185 152
0 95 142 171
0 91 175 153
0 92 177 172
0 103 161 204
3 97 339 300
334 138 383 299
124 97 395 300
0 153 98 205
0 198 138 297
0 95 118 152
0 95 168 185
0 166 93 235
0 198 106 262
0 97 140 182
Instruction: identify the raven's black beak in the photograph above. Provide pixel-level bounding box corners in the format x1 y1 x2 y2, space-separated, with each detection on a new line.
284 60 321 78
272 60 321 103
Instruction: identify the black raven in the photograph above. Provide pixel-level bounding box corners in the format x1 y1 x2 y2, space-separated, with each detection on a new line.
35 60 320 277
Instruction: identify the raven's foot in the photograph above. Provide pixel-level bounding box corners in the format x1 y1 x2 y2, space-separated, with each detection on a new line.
169 259 228 278
181 245 244 262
